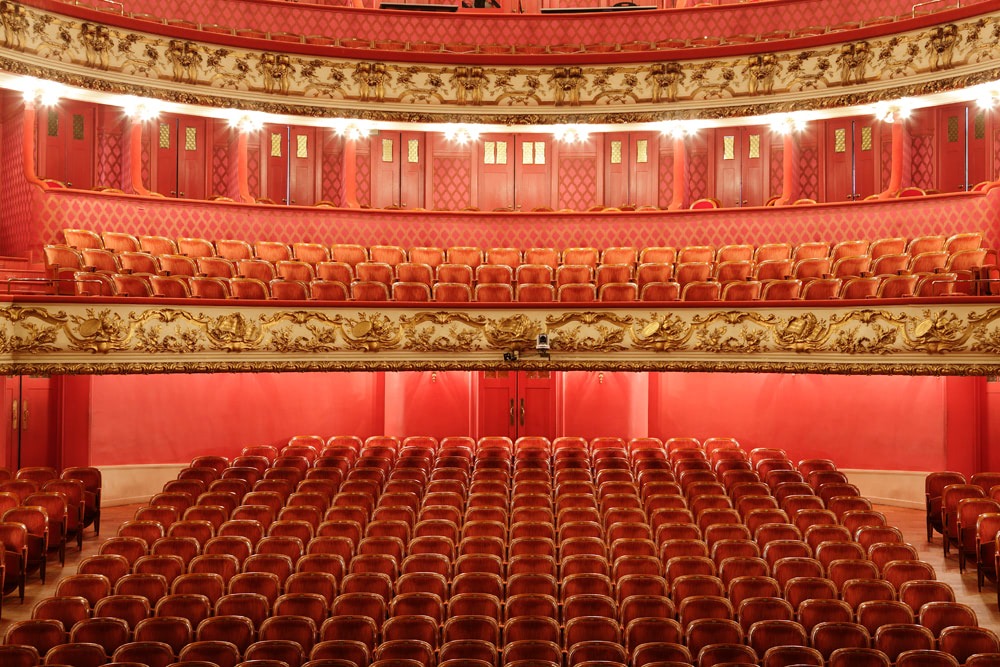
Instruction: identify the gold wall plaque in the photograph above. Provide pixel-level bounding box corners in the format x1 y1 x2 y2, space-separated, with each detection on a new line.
947 116 959 143
523 141 534 165
72 115 85 141
484 141 495 164
407 139 419 163
749 134 760 159
381 138 393 162
496 141 507 165
270 133 282 157
296 134 308 158
185 126 197 151
159 123 170 149
636 140 648 164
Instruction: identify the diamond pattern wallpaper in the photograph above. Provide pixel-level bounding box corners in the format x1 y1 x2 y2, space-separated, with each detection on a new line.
96 132 124 191
112 0 927 50
212 147 230 199
799 146 820 201
558 157 598 211
911 135 935 191
657 149 674 208
322 151 345 206
39 180 999 257
769 147 783 200
432 157 471 211
1 96 37 258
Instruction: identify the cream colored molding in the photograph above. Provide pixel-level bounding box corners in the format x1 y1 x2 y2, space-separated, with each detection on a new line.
4 301 1000 375
842 468 928 509
99 463 185 505
2 1 1000 122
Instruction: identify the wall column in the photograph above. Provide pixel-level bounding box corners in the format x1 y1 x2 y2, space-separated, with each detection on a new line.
667 135 687 210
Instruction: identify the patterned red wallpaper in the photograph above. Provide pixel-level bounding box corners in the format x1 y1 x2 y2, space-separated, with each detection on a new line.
36 186 1000 254
431 157 472 211
557 157 599 211
0 94 39 259
44 0 982 52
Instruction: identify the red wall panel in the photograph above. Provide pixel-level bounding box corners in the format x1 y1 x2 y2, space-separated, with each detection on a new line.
383 371 475 439
86 372 385 464
560 371 649 440
649 372 948 471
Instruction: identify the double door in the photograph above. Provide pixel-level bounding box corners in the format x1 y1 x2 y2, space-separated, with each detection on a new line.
37 101 94 189
153 114 208 199
478 134 553 211
260 125 319 206
0 376 55 470
371 131 425 209
478 371 556 440
603 132 658 208
715 127 767 207
936 103 990 193
824 117 878 202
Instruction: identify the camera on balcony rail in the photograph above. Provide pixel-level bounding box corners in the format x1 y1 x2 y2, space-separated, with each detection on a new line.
536 333 550 353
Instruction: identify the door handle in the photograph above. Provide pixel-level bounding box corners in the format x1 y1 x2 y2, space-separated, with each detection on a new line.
170 190 177 196
21 399 28 432
509 399 515 426
10 399 17 431
178 192 185 198
519 398 525 427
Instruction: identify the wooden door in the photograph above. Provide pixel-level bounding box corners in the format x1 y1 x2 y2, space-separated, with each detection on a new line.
516 135 552 210
969 107 990 188
630 132 658 208
715 129 742 207
288 126 317 206
825 118 855 202
604 132 630 208
478 371 556 439
603 132 658 208
37 101 95 189
478 133 515 211
0 376 55 470
938 104 968 193
155 115 208 199
854 120 878 199
369 131 425 209
740 127 767 207
715 127 767 207
262 124 290 204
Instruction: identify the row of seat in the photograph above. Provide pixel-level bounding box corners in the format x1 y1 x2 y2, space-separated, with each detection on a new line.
4 436 990 667
924 471 1000 610
0 466 103 607
59 230 986 267
60 267 971 303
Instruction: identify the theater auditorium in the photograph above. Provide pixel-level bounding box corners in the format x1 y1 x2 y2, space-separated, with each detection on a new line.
1 0 1000 663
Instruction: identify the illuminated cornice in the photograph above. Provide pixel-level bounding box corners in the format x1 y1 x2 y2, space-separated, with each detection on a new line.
2 0 1000 129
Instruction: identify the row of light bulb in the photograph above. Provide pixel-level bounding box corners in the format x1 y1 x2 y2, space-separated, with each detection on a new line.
15 76 1000 142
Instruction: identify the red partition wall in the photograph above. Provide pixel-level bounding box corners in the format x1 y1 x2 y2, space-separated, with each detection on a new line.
649 372 952 471
83 372 386 465
560 371 650 439
383 371 477 439
34 185 1000 255
48 370 985 475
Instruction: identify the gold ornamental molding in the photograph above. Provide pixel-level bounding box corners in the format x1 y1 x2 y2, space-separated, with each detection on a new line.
3 1 1000 121
4 299 1000 376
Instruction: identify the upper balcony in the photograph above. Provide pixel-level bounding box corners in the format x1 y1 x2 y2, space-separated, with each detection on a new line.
4 0 1000 124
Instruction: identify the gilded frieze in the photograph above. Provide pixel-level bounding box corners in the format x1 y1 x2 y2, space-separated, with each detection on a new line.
4 2 1000 121
3 300 999 375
